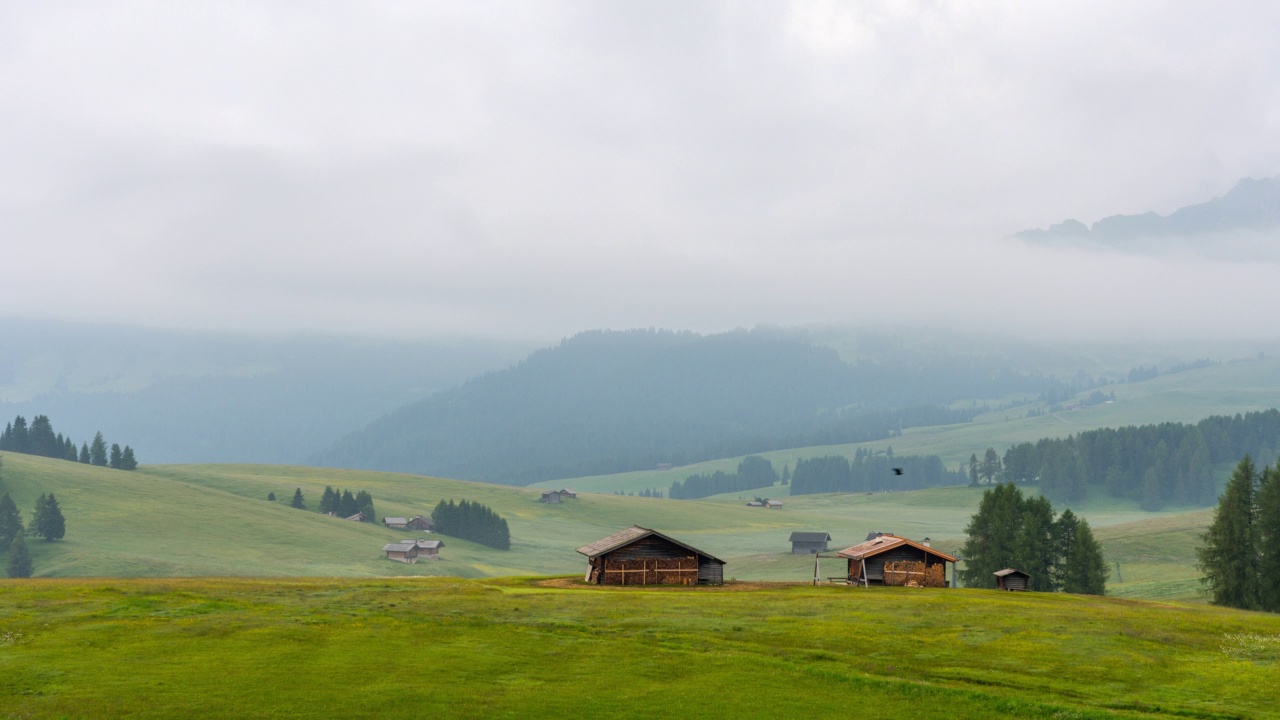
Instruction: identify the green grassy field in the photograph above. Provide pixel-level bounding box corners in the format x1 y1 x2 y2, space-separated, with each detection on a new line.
2 576 1278 719
540 356 1280 495
0 452 1213 601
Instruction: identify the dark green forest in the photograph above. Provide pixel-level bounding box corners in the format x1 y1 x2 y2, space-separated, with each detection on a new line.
997 410 1280 507
316 329 1082 485
790 449 966 495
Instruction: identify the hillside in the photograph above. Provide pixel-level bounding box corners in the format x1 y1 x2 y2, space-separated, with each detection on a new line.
312 328 1104 485
3 577 1279 719
547 355 1280 499
0 453 1209 601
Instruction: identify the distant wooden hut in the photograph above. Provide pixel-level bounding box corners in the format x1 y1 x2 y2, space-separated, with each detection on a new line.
836 534 956 587
540 491 563 504
414 539 444 559
577 526 726 586
765 500 784 509
788 531 831 555
557 489 578 499
994 568 1030 591
406 515 434 532
383 541 418 564
383 517 409 529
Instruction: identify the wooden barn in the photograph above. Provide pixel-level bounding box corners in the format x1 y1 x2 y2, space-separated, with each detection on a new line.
836 534 956 587
540 490 564 504
789 531 831 555
383 541 418 564
383 517 409 529
994 568 1030 591
414 539 444 559
577 526 726 586
406 515 434 532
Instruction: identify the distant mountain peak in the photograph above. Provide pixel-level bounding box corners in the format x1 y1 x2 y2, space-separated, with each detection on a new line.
1015 175 1280 244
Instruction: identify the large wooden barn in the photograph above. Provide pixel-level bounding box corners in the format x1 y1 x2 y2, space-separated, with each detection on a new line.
577 526 726 585
836 533 956 587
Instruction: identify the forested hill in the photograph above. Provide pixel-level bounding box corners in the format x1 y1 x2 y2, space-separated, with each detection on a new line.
314 329 1070 485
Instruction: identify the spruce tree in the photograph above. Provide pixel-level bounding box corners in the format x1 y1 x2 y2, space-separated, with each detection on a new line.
267 492 276 501
31 494 65 541
0 493 22 552
1057 510 1108 594
79 443 90 464
291 488 306 509
1197 456 1260 609
109 443 123 469
319 486 337 514
6 533 32 578
1257 462 1280 612
1015 495 1058 592
120 446 138 470
958 483 1024 587
355 490 374 523
89 432 108 467
338 489 357 517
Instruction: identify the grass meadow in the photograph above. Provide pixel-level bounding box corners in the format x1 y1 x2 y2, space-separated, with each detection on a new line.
2 577 1279 719
0 452 1213 600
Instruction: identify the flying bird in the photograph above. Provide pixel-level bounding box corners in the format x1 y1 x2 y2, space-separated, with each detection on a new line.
892 467 904 476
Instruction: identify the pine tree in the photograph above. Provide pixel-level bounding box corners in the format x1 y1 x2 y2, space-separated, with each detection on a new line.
981 447 1003 484
1015 495 1058 591
79 443 90 464
1257 462 1280 612
290 488 306 509
109 443 123 469
267 492 276 501
120 446 138 470
1056 509 1108 594
1197 456 1260 609
355 490 374 523
0 493 22 552
31 494 65 541
89 432 108 467
958 483 1025 587
968 453 980 486
319 486 337 514
338 489 357 517
6 533 32 578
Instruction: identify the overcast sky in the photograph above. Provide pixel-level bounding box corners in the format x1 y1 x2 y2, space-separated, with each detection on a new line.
3 1 1279 341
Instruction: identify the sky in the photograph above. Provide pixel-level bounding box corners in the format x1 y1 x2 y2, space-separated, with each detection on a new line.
3 1 1280 342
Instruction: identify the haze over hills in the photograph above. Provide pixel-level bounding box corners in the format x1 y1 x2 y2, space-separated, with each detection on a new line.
1015 176 1280 255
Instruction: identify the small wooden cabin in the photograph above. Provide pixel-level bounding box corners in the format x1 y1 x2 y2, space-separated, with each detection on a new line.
414 539 443 559
406 515 434 532
577 526 726 585
383 541 418 564
383 517 409 529
994 568 1030 591
540 491 563 504
765 500 784 509
789 531 831 555
836 534 956 587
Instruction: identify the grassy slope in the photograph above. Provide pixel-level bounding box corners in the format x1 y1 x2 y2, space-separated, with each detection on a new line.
1 452 1212 601
541 356 1280 495
2 577 1280 719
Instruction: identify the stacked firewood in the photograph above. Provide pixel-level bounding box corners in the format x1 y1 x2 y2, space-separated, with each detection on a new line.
883 561 946 588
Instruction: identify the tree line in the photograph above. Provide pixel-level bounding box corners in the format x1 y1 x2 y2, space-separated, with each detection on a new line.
789 449 966 495
989 409 1280 508
1197 455 1280 612
958 483 1107 594
316 487 376 522
432 499 510 550
0 415 137 470
669 456 781 499
1 459 67 578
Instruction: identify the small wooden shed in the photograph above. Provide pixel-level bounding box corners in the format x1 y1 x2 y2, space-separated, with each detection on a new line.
836 534 956 587
383 517 409 529
414 539 444 559
406 515 434 532
994 568 1030 591
383 541 418 564
540 491 563 504
789 531 831 555
577 526 726 586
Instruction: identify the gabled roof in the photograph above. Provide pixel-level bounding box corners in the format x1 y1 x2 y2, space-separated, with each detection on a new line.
383 542 416 553
836 534 957 563
576 525 726 564
414 540 443 549
994 568 1028 577
384 517 408 524
789 532 832 543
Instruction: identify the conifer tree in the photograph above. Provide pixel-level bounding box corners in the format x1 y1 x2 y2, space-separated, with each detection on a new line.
267 492 276 501
6 533 32 578
0 493 22 552
290 488 306 509
355 490 375 523
1256 462 1280 612
319 486 337 514
79 443 90 464
120 446 138 470
31 494 65 541
958 483 1025 587
338 489 358 517
89 432 108 466
1056 509 1108 594
109 443 123 469
1197 456 1260 609
1015 495 1058 591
